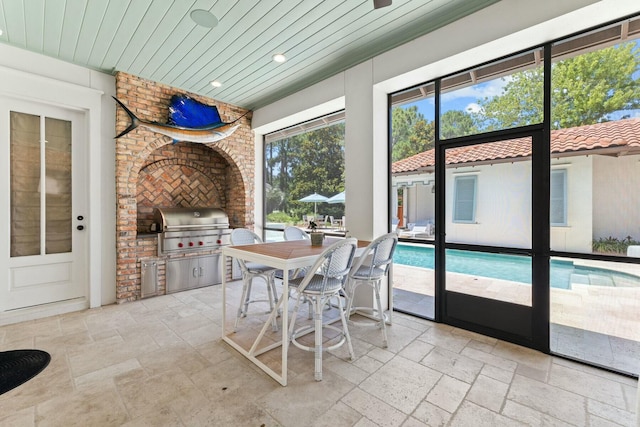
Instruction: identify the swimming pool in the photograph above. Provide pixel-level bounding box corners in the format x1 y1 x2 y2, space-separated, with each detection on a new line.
393 244 640 289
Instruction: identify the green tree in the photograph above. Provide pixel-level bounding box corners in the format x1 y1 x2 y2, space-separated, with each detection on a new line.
265 183 285 215
265 137 300 213
288 124 345 219
551 42 640 128
474 67 544 130
391 106 434 161
475 42 640 130
440 109 479 139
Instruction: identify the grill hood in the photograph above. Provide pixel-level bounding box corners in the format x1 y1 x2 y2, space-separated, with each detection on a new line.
153 207 229 231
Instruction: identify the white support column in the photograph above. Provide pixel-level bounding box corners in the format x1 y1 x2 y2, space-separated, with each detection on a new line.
345 61 391 312
344 61 389 241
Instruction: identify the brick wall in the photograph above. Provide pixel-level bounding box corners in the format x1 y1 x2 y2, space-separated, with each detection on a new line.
114 72 254 303
137 143 228 232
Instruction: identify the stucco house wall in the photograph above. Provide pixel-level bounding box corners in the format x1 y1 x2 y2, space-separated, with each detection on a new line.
395 155 599 253
550 156 593 253
445 162 532 248
402 181 435 226
592 154 640 242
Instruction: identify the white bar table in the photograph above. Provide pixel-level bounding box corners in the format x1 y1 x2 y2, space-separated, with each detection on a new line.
221 237 369 386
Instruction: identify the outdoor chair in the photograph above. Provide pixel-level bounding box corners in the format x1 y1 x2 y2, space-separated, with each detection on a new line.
282 225 314 317
400 224 430 238
282 226 310 280
230 228 279 332
288 238 357 381
283 226 310 241
345 232 398 347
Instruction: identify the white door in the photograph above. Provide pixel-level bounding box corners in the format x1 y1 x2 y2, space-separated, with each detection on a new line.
0 98 87 312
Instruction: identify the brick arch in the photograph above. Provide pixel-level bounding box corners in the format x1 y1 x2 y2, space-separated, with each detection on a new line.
136 159 226 232
131 135 250 229
203 139 250 228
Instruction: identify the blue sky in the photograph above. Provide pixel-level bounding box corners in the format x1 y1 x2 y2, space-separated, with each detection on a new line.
402 46 640 123
404 78 509 120
405 75 640 122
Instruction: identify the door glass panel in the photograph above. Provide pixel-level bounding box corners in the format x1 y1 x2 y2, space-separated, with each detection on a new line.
446 249 532 306
10 112 41 257
45 117 72 254
10 112 72 257
444 137 533 306
445 138 532 249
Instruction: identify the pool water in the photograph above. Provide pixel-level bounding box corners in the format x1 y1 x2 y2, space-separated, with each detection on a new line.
393 244 640 289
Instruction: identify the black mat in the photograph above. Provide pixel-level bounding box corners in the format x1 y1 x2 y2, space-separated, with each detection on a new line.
0 349 51 395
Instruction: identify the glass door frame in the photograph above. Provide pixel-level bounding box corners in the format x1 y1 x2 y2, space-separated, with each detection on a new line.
434 125 550 352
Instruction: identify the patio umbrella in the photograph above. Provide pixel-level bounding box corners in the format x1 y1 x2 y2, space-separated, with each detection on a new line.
298 193 328 216
327 191 345 204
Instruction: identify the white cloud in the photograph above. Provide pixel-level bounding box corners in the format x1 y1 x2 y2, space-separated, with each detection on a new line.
441 77 511 102
465 103 482 113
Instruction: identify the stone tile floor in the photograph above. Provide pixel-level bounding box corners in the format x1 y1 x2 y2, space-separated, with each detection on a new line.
0 282 638 426
392 263 640 376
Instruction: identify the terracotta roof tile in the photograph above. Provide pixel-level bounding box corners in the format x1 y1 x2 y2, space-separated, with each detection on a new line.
392 118 640 174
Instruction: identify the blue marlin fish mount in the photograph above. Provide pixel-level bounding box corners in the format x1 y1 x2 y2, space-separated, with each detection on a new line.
114 95 247 143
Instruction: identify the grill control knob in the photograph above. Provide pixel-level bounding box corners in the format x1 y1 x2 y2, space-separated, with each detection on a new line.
198 241 204 246
178 242 184 248
216 239 222 244
188 242 194 247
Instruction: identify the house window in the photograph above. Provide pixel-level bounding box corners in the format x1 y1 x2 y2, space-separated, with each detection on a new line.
550 169 567 226
453 175 476 223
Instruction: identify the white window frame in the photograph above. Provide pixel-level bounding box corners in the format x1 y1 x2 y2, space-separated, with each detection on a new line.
453 175 477 223
550 169 567 226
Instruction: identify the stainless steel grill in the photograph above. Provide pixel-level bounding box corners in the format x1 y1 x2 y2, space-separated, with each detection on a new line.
154 207 231 256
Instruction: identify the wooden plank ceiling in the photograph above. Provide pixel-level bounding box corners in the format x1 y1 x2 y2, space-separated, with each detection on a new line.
0 0 499 109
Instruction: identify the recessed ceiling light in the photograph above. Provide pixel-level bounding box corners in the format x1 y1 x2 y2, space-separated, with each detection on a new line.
210 81 222 88
190 9 218 28
272 53 287 63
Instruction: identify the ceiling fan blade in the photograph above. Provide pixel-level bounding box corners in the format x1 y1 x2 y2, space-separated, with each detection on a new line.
373 0 392 9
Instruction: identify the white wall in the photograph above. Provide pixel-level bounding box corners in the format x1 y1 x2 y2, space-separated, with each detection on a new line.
0 43 117 307
252 0 640 239
592 154 640 241
445 163 532 248
396 157 595 252
404 184 435 226
550 156 593 253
